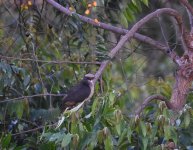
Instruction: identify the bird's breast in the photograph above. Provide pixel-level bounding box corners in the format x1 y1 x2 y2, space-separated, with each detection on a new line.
85 80 94 101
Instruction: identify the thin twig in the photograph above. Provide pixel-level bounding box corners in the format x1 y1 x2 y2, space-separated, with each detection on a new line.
11 123 56 136
180 0 193 16
135 94 168 116
0 55 101 65
0 93 66 104
19 118 38 127
158 17 170 50
187 8 193 33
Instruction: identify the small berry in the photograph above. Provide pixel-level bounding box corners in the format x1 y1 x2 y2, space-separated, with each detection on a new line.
92 1 97 7
85 9 90 15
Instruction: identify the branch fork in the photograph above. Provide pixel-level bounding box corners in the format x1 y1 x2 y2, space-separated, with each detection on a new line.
46 0 193 113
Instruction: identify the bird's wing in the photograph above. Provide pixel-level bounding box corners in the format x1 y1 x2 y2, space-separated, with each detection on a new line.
63 83 90 103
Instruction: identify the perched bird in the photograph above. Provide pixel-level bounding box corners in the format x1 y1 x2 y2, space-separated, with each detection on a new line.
60 73 95 111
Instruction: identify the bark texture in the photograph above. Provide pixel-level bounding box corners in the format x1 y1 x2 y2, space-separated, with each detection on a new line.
169 70 193 111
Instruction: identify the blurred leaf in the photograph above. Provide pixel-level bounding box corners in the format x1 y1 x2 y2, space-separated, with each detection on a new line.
1 133 11 148
184 111 191 128
61 133 72 148
104 136 113 150
141 137 148 150
34 83 42 94
39 142 56 150
49 132 63 142
24 75 30 87
127 126 132 143
164 125 177 142
109 92 115 106
8 101 24 119
120 13 128 28
97 130 104 144
187 146 193 150
117 128 127 146
140 121 147 137
141 0 149 6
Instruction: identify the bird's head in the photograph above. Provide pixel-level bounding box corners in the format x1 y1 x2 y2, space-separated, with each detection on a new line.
82 73 95 85
83 73 95 80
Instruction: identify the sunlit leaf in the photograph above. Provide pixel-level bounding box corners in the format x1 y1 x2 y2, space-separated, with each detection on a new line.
141 0 149 6
120 13 128 28
56 116 65 129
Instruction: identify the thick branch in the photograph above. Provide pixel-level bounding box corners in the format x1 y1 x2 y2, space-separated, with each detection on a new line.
46 0 173 54
93 8 185 83
169 68 193 111
46 0 192 112
135 94 168 116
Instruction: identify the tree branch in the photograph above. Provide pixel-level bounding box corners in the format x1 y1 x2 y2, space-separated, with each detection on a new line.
0 55 101 65
11 123 55 136
46 0 173 55
180 0 193 16
93 8 185 83
180 0 193 34
0 93 66 104
135 94 168 116
46 1 189 112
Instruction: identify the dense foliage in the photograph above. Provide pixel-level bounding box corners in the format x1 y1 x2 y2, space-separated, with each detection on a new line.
1 0 193 149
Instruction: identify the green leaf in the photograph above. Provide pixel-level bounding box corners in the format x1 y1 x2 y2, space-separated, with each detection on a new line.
164 125 171 140
141 137 148 150
124 8 134 23
131 0 137 6
184 111 190 128
115 123 121 136
72 134 79 147
61 133 72 148
127 126 132 143
170 127 177 145
91 97 99 116
141 0 148 6
140 121 147 137
39 142 56 150
49 132 63 142
2 133 12 148
117 128 127 146
104 136 113 150
8 101 24 119
120 13 128 28
109 92 115 106
97 130 104 144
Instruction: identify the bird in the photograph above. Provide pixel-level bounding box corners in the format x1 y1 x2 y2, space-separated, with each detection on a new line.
60 73 95 111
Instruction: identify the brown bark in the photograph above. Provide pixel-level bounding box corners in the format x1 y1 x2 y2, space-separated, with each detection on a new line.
169 70 193 111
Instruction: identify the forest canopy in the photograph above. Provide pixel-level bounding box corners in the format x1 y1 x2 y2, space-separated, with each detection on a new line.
0 0 193 149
